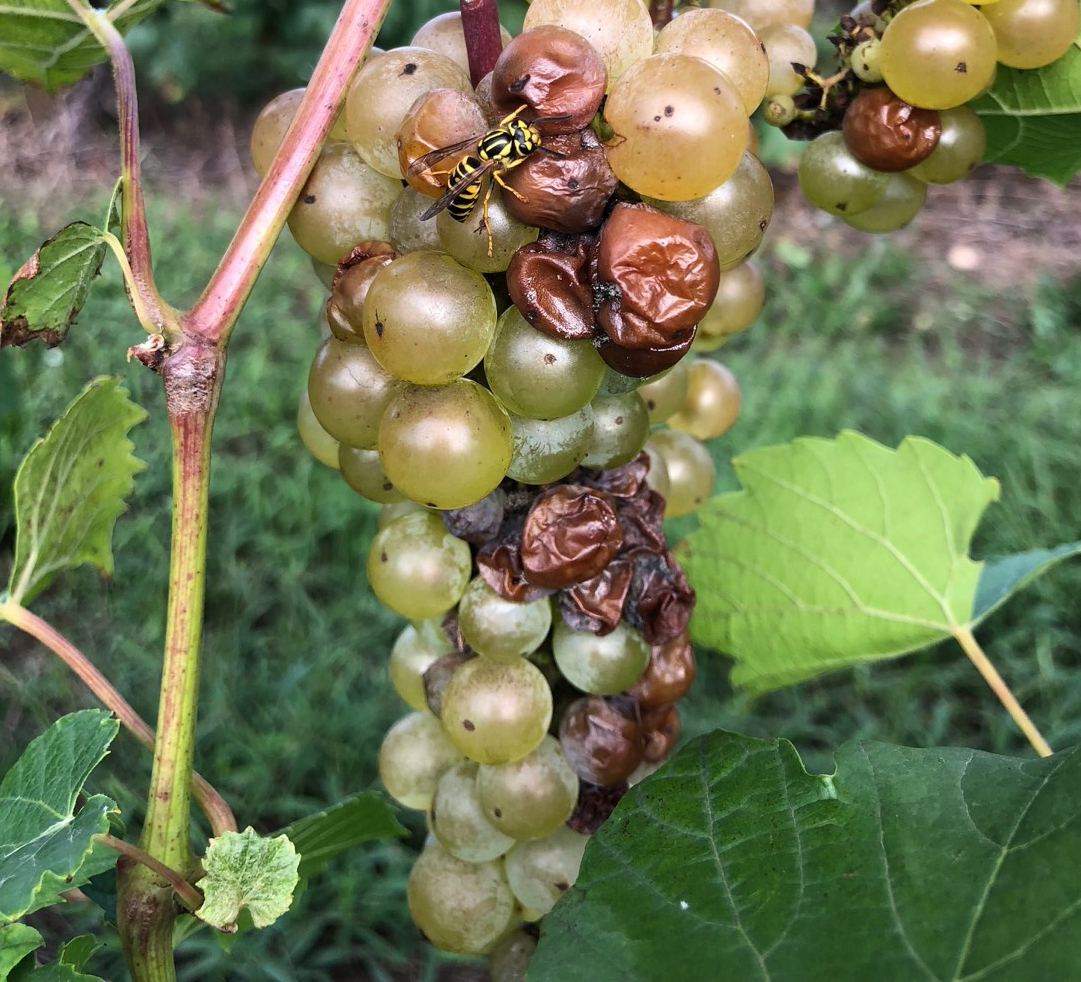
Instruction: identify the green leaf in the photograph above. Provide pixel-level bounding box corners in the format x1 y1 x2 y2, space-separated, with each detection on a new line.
0 924 42 980
681 432 1000 694
21 963 104 982
0 0 169 93
0 710 120 923
971 41 1081 185
0 223 106 349
55 937 98 972
973 541 1081 623
533 730 1081 982
281 791 405 880
196 828 300 931
7 376 147 606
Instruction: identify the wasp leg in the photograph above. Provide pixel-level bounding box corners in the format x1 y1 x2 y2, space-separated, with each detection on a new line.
492 167 528 204
479 178 496 258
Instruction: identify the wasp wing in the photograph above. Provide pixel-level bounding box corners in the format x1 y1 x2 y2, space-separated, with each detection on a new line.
418 158 497 221
405 135 482 179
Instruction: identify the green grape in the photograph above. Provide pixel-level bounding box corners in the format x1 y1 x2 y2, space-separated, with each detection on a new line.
389 187 443 254
437 187 539 274
311 257 336 290
407 841 518 956
475 735 580 841
378 711 463 810
308 338 402 450
296 390 340 469
345 47 472 178
458 576 553 663
440 656 553 764
488 928 538 982
851 38 884 83
845 172 928 233
485 306 606 420
697 260 765 346
429 762 517 862
581 391 650 469
649 430 716 517
604 54 748 200
643 442 672 501
553 619 650 695
637 362 690 424
250 88 305 177
378 500 426 529
880 0 997 110
798 131 889 217
389 621 453 711
650 151 774 268
366 511 472 619
761 24 817 98
709 0 814 30
412 12 513 76
287 144 400 265
982 0 1080 69
908 106 986 184
504 827 590 916
654 9 770 115
668 360 742 440
378 380 512 509
507 407 596 484
763 94 797 127
523 0 654 82
339 446 404 504
362 252 497 385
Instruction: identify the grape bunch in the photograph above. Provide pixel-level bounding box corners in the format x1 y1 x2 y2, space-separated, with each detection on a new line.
253 0 777 973
771 0 1080 232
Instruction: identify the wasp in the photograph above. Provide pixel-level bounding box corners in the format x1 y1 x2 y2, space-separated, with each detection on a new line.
407 106 565 256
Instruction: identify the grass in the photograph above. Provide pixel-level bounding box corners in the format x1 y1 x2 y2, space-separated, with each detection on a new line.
2 185 1081 980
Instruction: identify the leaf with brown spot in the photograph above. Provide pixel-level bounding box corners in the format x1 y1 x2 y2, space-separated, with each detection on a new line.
1 223 107 349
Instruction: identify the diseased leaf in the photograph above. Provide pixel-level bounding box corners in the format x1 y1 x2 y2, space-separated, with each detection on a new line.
972 42 1081 185
0 710 120 922
973 541 1081 624
533 730 1081 982
282 791 405 880
196 828 300 931
0 924 42 980
0 0 169 93
0 223 106 349
681 432 999 694
7 376 147 606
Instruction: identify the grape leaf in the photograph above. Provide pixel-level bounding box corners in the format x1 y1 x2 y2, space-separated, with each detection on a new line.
680 432 1003 694
973 541 1081 623
280 791 406 880
6 377 147 606
0 0 168 92
0 924 42 980
971 41 1081 185
533 730 1081 982
20 964 104 982
196 828 300 931
0 710 120 922
0 223 106 349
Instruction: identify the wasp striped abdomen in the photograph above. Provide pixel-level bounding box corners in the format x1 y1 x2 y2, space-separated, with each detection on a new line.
445 156 486 222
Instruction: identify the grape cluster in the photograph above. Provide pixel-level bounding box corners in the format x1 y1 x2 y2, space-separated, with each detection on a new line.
253 0 780 973
774 0 1079 232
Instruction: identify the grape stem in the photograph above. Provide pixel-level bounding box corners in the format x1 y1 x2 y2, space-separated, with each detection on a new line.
649 0 675 29
63 0 179 340
98 834 204 913
459 0 505 87
953 624 1053 758
0 599 236 838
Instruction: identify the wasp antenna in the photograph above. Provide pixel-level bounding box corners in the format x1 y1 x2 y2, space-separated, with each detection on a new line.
532 112 575 124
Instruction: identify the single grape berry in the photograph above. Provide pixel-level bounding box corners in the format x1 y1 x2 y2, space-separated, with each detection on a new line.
842 87 942 173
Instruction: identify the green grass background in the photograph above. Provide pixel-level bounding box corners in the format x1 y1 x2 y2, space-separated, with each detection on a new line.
3 154 1081 982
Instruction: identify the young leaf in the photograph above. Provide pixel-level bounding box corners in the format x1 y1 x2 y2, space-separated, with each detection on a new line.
0 924 43 980
0 710 120 922
0 224 107 349
971 42 1081 185
0 0 169 93
680 432 1000 694
533 730 1081 982
281 791 406 880
196 828 300 931
6 377 147 606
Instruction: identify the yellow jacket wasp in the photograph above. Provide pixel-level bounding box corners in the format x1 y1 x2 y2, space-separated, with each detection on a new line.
406 106 568 256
